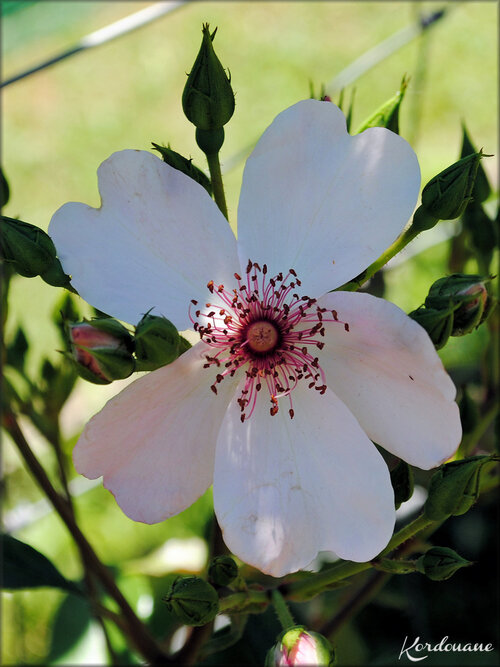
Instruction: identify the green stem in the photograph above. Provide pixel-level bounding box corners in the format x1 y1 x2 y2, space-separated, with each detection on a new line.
283 512 432 601
206 152 228 220
218 589 269 614
380 512 432 556
337 226 418 291
461 401 499 456
272 589 295 630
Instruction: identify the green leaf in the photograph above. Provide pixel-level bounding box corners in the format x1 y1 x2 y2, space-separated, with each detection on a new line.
1 533 82 595
48 593 92 662
5 327 28 372
390 460 414 509
461 123 491 203
0 167 10 207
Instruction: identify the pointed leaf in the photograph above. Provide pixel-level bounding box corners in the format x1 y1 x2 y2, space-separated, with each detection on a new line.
1 534 81 595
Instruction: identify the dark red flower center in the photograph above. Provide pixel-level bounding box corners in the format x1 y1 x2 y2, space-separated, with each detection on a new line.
190 260 349 422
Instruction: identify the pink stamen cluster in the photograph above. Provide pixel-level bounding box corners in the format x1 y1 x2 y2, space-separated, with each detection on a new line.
190 260 348 422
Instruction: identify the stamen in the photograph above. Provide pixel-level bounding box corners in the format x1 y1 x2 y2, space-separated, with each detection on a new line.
189 261 349 421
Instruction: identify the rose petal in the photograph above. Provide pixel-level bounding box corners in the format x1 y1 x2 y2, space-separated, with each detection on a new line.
73 342 241 523
237 99 420 295
214 382 395 577
49 150 238 329
317 291 461 469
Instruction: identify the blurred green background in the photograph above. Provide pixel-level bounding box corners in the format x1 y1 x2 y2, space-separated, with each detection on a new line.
2 1 498 664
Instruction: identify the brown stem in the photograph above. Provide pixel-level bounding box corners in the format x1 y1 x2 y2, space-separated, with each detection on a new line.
320 570 391 638
51 425 73 506
3 411 170 665
174 623 214 666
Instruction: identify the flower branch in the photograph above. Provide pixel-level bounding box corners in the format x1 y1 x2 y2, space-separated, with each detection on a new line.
337 225 418 292
2 411 171 665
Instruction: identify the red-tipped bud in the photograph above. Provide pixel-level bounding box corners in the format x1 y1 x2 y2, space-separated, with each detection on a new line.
67 319 134 384
266 626 335 666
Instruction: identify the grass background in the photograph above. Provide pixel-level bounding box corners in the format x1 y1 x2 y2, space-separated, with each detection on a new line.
2 1 498 664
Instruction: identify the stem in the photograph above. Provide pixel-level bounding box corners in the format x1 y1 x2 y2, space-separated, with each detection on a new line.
320 570 391 638
175 623 214 666
337 226 418 291
3 411 170 665
461 401 499 456
206 152 228 220
51 426 74 506
218 589 269 614
272 589 295 630
283 513 432 601
380 513 432 556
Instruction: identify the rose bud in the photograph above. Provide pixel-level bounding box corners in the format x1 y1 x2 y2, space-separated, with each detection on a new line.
67 318 135 384
162 575 219 626
265 626 335 666
208 555 238 587
182 23 235 132
416 546 472 581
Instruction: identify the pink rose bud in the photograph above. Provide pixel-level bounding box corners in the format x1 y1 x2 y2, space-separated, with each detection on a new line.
67 319 135 384
266 626 335 666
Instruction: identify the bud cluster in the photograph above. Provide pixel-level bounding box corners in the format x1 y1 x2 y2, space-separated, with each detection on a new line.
66 313 190 384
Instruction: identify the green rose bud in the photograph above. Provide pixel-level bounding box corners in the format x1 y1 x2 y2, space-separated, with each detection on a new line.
410 205 439 233
355 74 408 135
408 306 453 350
424 273 489 336
195 126 225 156
0 216 57 277
390 459 414 509
151 143 212 196
416 546 472 581
420 152 484 220
134 313 180 371
208 556 238 586
424 455 496 521
182 23 235 131
163 575 219 626
40 256 72 289
266 626 335 666
66 318 135 384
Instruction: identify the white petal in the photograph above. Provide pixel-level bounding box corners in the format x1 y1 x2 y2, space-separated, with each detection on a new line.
214 382 395 577
49 150 238 329
73 342 240 523
237 99 420 295
317 291 461 469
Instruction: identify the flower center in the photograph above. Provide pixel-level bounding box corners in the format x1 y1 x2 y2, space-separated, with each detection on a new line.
246 320 279 354
189 260 349 422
